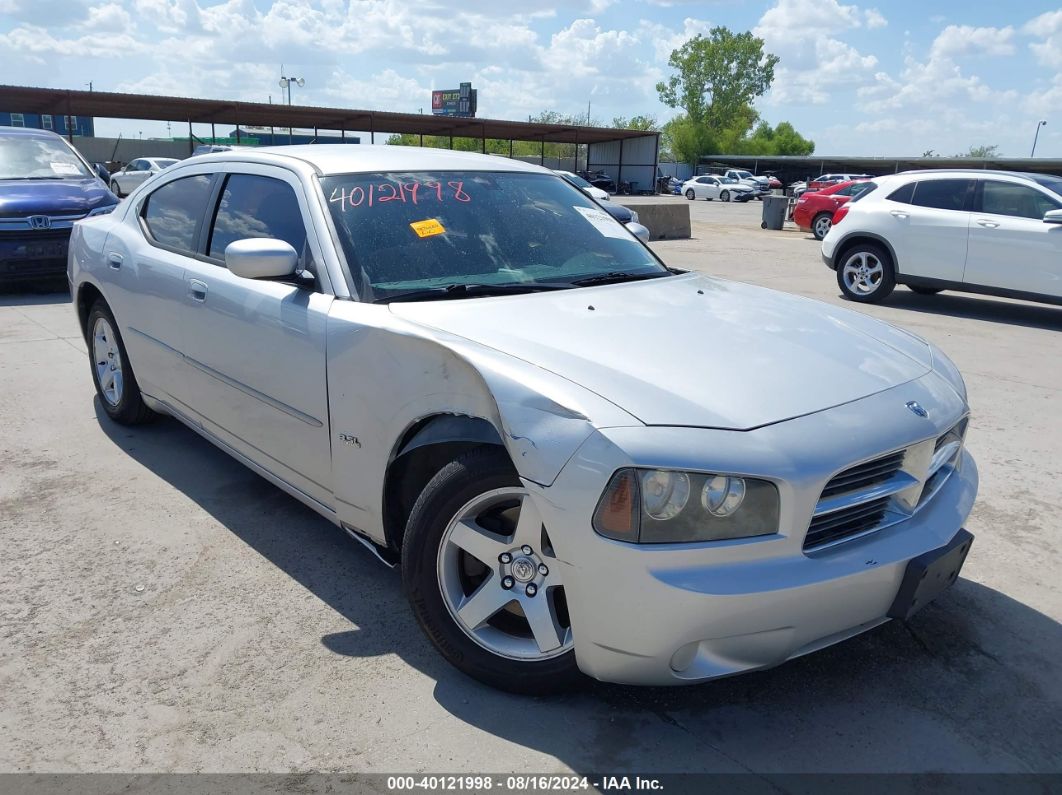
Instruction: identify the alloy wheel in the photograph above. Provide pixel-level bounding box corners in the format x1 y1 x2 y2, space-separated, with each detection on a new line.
842 251 884 296
92 316 124 406
813 215 832 239
436 487 572 661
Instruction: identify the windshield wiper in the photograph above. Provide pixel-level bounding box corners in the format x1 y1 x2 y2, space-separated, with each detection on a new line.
568 271 671 287
374 281 574 304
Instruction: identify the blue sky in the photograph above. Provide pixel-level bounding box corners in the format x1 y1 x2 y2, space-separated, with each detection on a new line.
2 0 1060 157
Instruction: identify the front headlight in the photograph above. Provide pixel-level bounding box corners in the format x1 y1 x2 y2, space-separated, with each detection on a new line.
592 468 780 544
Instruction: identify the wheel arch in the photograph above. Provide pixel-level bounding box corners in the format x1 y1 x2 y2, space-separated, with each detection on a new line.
76 281 106 342
382 413 508 550
832 232 899 274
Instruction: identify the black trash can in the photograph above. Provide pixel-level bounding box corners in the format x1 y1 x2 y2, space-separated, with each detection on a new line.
761 194 788 230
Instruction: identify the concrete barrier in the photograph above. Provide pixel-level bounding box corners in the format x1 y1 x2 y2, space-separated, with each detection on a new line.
614 200 691 241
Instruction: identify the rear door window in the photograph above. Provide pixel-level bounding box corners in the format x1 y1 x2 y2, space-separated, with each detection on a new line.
887 182 915 204
141 174 213 253
910 179 974 211
980 180 1061 220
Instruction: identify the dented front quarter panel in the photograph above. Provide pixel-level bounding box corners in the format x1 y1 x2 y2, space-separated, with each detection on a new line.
325 300 642 544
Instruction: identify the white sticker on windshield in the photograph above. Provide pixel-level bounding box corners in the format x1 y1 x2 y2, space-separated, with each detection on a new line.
50 162 80 175
573 205 629 239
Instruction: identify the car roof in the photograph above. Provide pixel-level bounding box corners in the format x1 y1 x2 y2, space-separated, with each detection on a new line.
896 168 1060 181
0 125 64 139
193 144 552 176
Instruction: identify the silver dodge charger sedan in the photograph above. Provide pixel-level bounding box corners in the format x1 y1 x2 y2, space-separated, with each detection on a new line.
68 145 976 693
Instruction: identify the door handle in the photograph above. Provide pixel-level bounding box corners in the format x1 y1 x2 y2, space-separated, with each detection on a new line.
188 279 208 302
976 219 1000 228
106 253 123 270
890 210 909 219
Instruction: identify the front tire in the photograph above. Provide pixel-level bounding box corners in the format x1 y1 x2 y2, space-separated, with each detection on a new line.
720 190 730 202
87 301 155 424
402 447 580 694
812 212 833 240
837 243 896 303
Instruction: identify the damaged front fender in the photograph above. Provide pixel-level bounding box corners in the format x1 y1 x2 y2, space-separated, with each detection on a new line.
325 300 641 544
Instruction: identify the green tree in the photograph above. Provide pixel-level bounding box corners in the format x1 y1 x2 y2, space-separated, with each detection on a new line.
733 120 814 156
958 144 1000 158
611 114 659 131
657 27 779 136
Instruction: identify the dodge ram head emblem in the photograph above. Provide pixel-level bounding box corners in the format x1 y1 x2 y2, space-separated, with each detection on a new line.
906 401 928 418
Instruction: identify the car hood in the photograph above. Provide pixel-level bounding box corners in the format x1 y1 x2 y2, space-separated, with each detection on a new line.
389 273 933 430
0 177 116 217
728 183 755 191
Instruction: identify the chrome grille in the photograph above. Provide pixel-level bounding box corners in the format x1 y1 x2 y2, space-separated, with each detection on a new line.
819 450 905 498
804 418 968 552
805 496 891 549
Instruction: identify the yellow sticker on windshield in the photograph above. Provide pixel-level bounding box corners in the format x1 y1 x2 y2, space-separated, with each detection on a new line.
410 218 445 238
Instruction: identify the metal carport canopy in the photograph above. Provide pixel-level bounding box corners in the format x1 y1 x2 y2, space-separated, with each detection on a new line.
0 84 653 145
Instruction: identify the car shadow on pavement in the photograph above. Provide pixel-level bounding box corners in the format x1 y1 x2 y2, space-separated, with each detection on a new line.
879 290 1062 332
95 406 1062 774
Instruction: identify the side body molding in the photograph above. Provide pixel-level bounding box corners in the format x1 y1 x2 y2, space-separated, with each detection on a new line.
324 300 641 545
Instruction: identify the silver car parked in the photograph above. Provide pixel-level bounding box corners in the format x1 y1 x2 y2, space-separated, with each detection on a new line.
109 157 179 198
69 146 977 693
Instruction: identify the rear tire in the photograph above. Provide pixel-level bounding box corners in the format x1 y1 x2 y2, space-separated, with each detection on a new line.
836 243 896 304
87 301 156 425
402 446 580 695
812 212 833 240
909 286 943 295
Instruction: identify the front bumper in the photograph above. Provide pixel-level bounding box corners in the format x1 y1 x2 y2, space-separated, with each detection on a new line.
0 230 71 281
530 376 976 685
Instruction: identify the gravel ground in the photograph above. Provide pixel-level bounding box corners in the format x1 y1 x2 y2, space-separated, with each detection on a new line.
1 199 1059 775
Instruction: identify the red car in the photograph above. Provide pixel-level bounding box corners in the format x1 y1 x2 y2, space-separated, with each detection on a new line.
793 179 877 240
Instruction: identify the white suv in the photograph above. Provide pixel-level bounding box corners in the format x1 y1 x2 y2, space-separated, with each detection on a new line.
822 170 1062 305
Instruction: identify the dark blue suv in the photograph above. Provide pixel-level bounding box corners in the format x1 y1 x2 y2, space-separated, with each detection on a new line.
0 126 118 283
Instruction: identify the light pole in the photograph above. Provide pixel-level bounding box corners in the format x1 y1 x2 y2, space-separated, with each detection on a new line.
278 70 304 145
1031 120 1047 157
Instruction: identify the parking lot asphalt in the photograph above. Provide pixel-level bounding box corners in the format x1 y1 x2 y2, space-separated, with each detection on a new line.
1 198 1060 775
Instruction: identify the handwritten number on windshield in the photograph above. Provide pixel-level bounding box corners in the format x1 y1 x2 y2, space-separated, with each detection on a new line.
329 180 470 211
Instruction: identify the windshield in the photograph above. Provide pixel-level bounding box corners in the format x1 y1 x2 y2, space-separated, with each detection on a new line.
719 177 739 184
322 171 667 302
735 171 753 179
0 135 93 180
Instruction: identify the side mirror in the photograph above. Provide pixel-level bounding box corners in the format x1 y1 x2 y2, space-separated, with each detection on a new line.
1044 209 1062 224
626 221 650 243
225 238 298 279
94 163 110 181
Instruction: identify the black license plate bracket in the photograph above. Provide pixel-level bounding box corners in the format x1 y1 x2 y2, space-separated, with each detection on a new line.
887 529 973 621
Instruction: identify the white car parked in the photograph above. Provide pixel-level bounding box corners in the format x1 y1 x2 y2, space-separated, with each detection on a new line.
69 146 976 693
822 170 1062 304
554 170 609 201
682 175 756 202
109 157 180 198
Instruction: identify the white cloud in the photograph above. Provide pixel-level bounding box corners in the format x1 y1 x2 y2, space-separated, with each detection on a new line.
931 25 1015 58
1024 10 1062 68
865 9 887 30
754 0 881 105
